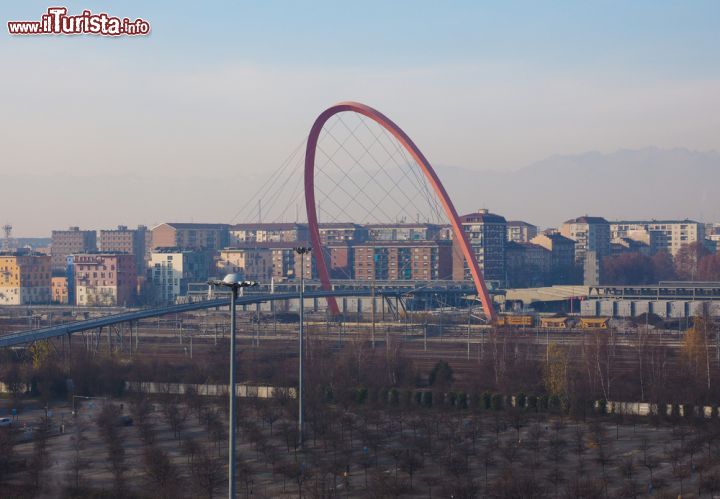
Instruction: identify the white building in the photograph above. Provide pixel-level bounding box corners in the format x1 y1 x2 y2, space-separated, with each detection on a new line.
610 219 705 256
148 248 211 303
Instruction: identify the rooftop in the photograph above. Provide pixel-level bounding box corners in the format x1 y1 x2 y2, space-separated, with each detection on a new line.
564 216 608 225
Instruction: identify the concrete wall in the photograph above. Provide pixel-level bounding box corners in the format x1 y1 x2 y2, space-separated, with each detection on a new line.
582 299 720 318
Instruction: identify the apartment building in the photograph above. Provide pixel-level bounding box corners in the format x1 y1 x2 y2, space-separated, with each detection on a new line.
505 241 551 288
51 276 69 304
151 223 229 251
69 253 136 306
148 248 212 303
506 221 538 243
353 240 452 281
99 225 147 275
453 209 507 285
318 223 368 244
365 223 443 242
229 223 308 245
0 250 51 305
610 219 705 256
217 247 273 281
560 216 611 264
50 227 97 272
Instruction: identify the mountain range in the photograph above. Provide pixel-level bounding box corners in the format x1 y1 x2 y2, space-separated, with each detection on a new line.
4 147 718 236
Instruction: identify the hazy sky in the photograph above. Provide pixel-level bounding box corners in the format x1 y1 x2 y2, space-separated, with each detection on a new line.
2 1 719 235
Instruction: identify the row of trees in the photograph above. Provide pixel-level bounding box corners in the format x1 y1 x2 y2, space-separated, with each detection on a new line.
602 242 720 285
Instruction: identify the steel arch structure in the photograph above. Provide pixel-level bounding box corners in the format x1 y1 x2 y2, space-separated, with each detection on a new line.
304 101 496 321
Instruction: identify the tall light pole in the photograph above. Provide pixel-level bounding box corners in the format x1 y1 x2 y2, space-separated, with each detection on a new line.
207 274 258 499
294 246 311 448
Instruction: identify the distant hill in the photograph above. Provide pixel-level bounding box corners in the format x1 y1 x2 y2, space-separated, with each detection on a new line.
436 147 720 227
5 147 719 236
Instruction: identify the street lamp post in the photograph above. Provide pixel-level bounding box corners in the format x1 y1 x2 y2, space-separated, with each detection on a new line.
207 274 258 499
294 246 311 449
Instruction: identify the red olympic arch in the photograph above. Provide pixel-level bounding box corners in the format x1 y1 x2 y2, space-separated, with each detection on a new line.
304 101 496 322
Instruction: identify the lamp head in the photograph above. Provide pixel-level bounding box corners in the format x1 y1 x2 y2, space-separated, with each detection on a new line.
223 273 243 285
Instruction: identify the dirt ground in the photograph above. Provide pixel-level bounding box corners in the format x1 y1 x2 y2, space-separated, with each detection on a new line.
4 395 720 498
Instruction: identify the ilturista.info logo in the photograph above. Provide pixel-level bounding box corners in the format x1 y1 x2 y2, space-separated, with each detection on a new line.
8 7 150 36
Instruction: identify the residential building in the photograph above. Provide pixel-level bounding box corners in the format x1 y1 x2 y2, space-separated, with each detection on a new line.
50 227 97 271
217 247 273 281
51 276 68 304
229 223 308 245
531 232 575 268
148 248 213 304
151 223 229 251
609 219 705 256
504 241 551 288
366 223 443 242
326 242 354 279
70 252 136 306
354 240 453 281
453 209 507 285
560 216 611 264
99 225 147 275
506 221 538 243
611 237 652 256
0 250 51 305
318 223 368 244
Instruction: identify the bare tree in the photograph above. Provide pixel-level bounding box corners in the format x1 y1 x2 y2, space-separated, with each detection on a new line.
67 420 90 491
143 445 182 499
190 449 225 499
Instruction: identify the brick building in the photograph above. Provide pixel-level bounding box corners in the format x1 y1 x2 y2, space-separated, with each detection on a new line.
99 225 147 275
50 227 97 272
353 240 452 281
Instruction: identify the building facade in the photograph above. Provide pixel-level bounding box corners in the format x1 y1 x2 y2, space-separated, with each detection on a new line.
148 248 213 304
51 276 68 304
354 241 453 281
504 241 551 288
506 221 538 243
318 223 368 244
454 209 507 285
0 251 51 305
99 225 147 275
70 253 136 306
560 216 611 265
610 219 705 256
530 232 577 284
51 227 97 272
151 223 229 251
217 247 273 281
229 223 308 245
366 223 443 242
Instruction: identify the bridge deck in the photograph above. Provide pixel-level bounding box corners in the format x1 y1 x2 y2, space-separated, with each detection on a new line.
0 289 404 348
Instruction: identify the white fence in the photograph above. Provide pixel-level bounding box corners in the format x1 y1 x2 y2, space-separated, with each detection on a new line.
123 381 296 399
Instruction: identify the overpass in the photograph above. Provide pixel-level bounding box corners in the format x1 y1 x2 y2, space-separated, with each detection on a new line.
0 288 409 348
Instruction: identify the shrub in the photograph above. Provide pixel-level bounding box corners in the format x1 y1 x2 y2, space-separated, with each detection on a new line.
457 392 468 409
355 387 368 404
482 391 492 410
597 399 607 415
428 361 454 387
491 393 503 411
421 391 433 408
389 388 399 406
527 395 538 412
